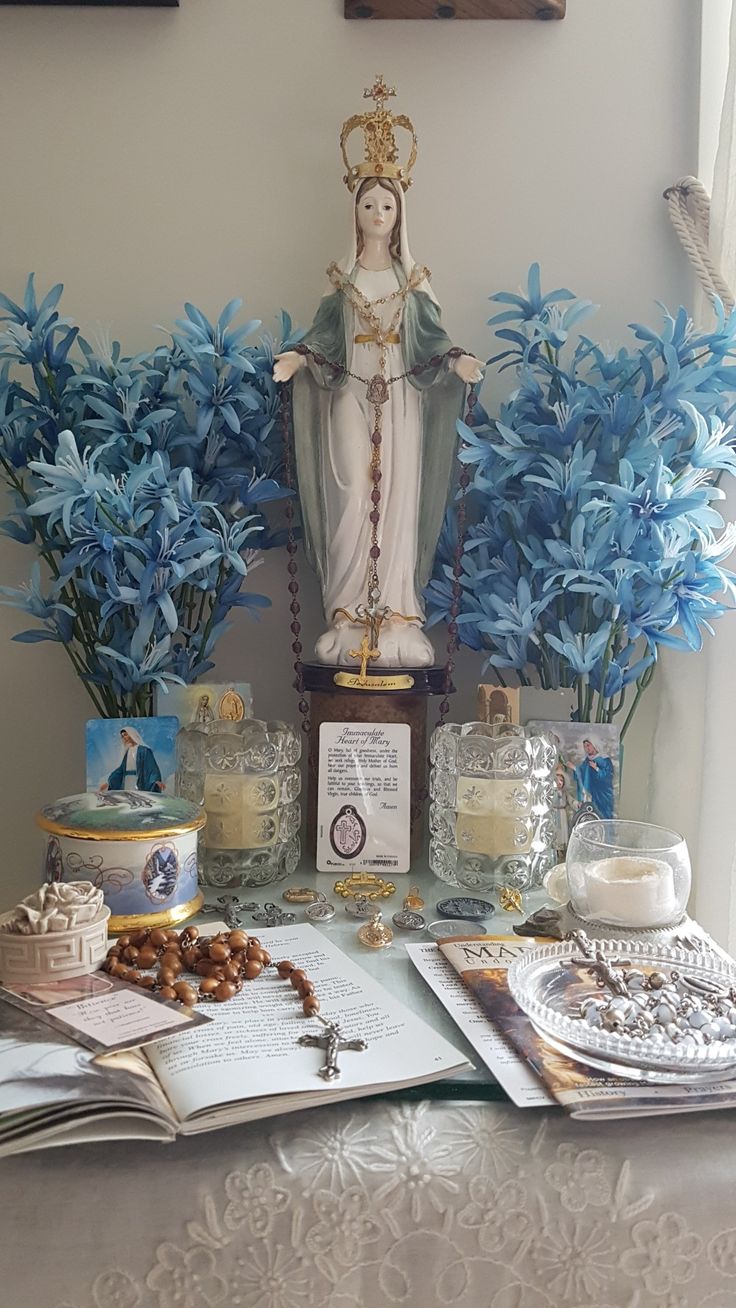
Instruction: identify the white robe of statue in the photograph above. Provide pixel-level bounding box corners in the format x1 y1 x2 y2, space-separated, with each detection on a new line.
319 265 426 665
275 180 483 668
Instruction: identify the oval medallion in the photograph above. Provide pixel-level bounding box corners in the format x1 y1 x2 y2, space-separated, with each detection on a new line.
143 842 180 904
330 805 367 860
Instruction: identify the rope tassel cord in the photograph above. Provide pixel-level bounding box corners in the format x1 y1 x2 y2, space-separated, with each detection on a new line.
664 175 734 313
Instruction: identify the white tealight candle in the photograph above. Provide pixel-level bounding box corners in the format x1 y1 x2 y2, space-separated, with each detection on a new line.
583 856 678 928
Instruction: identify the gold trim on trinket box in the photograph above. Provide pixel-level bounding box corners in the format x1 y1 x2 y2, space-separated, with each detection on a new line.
108 891 203 936
357 911 394 949
334 873 396 900
282 887 319 904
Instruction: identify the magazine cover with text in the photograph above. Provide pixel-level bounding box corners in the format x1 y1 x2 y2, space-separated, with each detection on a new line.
438 935 736 1119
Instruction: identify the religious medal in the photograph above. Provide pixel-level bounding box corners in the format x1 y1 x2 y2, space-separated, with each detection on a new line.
392 888 426 931
403 886 424 910
427 919 486 941
499 886 523 914
252 902 296 928
344 895 375 919
436 896 494 922
282 887 319 904
357 911 394 949
392 907 425 932
305 893 337 923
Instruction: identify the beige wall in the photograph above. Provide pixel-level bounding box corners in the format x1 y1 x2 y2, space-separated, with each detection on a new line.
0 0 698 901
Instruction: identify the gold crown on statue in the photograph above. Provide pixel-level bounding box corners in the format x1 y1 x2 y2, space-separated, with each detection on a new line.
341 75 418 193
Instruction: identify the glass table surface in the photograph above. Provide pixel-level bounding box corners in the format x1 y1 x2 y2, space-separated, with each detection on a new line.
194 862 551 1103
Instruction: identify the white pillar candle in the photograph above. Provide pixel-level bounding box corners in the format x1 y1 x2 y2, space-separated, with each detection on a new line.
583 856 678 928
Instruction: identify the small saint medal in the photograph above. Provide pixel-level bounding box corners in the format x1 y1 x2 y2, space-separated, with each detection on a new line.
330 805 367 859
305 893 336 923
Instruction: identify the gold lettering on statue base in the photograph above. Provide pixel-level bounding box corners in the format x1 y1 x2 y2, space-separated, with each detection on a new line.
333 671 415 691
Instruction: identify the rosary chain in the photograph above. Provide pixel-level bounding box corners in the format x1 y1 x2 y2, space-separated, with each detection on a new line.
280 383 311 735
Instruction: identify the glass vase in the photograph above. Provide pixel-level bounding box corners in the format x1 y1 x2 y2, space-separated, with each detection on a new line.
175 719 301 888
429 722 558 891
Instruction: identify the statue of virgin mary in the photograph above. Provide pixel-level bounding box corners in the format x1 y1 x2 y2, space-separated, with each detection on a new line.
274 77 483 669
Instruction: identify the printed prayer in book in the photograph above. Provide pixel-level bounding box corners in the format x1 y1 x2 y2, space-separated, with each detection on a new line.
0 923 468 1157
435 934 736 1120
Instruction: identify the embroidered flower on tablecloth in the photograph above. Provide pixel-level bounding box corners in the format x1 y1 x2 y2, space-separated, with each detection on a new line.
147 1244 226 1308
457 1176 530 1255
229 1241 311 1308
92 1271 142 1308
441 1106 526 1181
709 1228 736 1277
531 1219 615 1301
620 1213 703 1296
305 1187 381 1268
368 1111 461 1223
270 1116 376 1195
545 1144 612 1213
224 1164 289 1237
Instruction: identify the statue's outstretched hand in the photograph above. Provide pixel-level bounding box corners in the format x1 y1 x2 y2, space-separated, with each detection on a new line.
273 351 307 384
453 354 485 385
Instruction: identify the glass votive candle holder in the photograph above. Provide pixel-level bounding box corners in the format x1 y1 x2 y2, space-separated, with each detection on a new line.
566 819 691 928
175 718 301 888
429 721 558 891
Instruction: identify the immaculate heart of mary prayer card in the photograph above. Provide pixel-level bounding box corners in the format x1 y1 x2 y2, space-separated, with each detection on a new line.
316 722 411 873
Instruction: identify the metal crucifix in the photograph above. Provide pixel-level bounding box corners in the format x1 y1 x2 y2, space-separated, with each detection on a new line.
298 1015 368 1081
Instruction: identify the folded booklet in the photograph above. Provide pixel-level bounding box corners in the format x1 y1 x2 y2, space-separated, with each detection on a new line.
432 933 736 1120
0 922 468 1158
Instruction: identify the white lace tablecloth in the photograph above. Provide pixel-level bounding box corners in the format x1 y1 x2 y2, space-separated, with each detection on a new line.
3 1100 736 1308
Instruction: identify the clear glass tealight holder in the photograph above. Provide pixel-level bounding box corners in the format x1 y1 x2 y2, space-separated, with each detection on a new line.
429 721 558 891
175 718 301 888
566 819 691 929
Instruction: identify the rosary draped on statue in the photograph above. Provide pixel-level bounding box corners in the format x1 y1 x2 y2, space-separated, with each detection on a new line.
274 76 483 671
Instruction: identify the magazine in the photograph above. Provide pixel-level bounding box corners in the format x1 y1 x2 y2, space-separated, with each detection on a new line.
0 923 468 1157
434 934 736 1120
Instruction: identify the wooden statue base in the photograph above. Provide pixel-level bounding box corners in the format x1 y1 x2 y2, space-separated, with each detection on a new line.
303 662 450 863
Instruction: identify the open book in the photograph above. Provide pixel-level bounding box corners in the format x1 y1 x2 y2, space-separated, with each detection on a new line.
0 923 468 1157
413 933 736 1121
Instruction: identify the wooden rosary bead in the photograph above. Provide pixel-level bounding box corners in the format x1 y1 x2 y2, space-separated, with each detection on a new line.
126 969 142 984
223 963 241 982
298 980 316 998
258 949 272 967
138 975 156 990
209 942 231 963
243 960 263 980
290 969 307 990
149 928 168 949
116 935 131 949
199 977 219 995
195 959 213 977
248 936 261 947
303 996 320 1016
159 985 178 1002
228 930 249 951
137 946 159 970
131 929 149 947
180 926 199 947
158 967 176 988
160 953 183 976
215 981 237 1002
277 960 295 978
245 945 263 962
165 929 179 942
173 981 198 1006
122 946 140 964
182 947 201 970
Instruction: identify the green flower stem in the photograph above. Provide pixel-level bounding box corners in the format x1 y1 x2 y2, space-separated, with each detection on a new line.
619 663 656 739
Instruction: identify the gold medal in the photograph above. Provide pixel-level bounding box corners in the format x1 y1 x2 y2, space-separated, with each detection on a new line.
357 911 393 949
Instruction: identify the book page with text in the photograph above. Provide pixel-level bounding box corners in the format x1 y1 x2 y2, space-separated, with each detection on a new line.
146 923 467 1121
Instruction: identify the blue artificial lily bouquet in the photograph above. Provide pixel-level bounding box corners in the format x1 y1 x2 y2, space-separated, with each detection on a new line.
428 265 736 735
0 276 300 717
